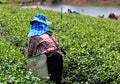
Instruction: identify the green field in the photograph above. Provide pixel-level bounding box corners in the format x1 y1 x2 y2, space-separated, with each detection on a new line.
0 4 120 84
1 0 31 2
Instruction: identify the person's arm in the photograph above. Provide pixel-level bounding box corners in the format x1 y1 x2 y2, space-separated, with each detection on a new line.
27 37 37 57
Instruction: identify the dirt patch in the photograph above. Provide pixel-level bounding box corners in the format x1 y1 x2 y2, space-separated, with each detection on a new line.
4 0 120 6
63 0 120 5
5 1 52 6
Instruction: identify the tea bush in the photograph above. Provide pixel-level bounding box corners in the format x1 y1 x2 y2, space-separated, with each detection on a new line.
0 5 120 84
0 37 52 83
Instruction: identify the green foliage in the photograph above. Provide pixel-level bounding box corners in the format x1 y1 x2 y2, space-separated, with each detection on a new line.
0 4 120 84
1 0 31 2
1 0 62 3
0 39 48 83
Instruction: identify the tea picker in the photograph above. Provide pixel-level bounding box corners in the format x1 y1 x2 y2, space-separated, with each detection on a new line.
25 14 64 84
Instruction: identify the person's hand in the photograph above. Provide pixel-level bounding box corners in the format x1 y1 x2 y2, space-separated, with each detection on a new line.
46 47 55 53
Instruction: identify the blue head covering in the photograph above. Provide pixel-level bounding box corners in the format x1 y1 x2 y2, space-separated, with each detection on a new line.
30 14 52 25
28 14 52 37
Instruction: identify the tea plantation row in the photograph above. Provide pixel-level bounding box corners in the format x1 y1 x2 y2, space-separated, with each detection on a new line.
0 5 120 84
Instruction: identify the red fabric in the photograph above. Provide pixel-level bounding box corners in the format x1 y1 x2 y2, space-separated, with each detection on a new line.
108 13 117 19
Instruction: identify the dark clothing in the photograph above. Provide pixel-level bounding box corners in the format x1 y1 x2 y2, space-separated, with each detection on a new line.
46 52 63 84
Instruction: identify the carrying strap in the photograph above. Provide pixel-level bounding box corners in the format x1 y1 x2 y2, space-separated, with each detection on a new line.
46 48 60 58
46 32 59 48
46 32 66 56
45 32 60 57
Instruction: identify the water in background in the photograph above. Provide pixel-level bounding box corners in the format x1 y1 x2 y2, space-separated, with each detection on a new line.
23 4 120 18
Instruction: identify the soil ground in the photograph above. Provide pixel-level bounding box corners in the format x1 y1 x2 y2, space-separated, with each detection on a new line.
3 0 120 6
63 0 120 5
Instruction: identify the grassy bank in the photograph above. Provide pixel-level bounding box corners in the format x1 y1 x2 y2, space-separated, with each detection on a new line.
0 4 120 84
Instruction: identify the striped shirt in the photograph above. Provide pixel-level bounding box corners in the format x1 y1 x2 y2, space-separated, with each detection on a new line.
27 32 62 57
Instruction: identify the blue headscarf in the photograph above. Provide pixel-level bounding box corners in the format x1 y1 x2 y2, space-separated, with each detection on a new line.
28 22 53 37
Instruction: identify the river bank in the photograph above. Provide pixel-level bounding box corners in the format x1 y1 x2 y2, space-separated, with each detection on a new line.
63 0 120 5
4 0 120 6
